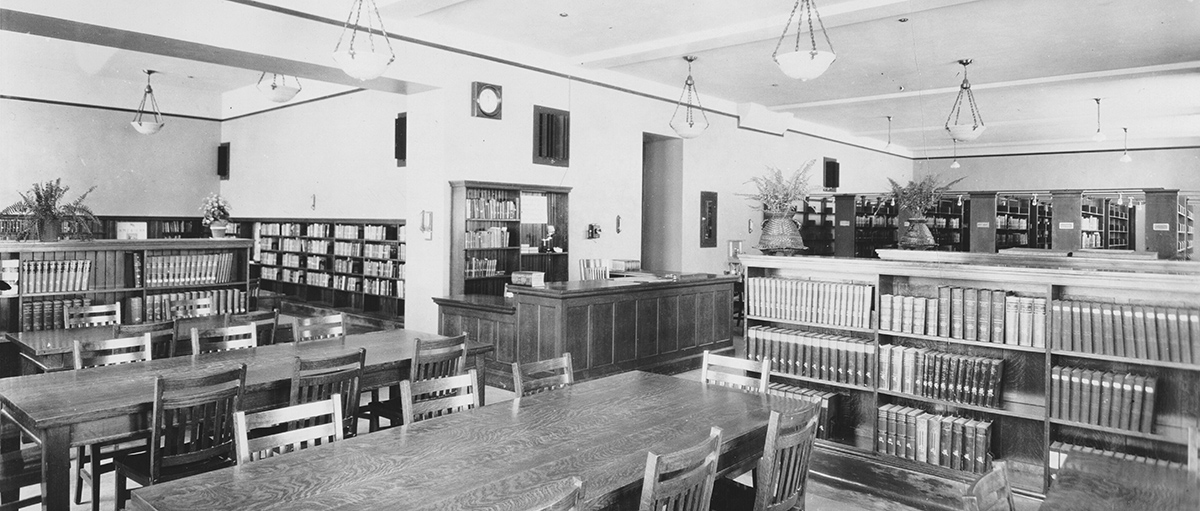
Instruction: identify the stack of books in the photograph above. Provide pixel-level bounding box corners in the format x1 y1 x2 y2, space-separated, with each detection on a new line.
879 345 1004 408
880 288 1046 348
745 325 874 387
877 404 993 473
745 277 874 329
1051 366 1157 433
19 260 91 293
1050 300 1198 364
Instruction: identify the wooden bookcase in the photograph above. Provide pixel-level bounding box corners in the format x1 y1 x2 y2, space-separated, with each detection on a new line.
1144 190 1194 260
841 196 898 258
0 239 252 332
798 197 835 256
926 197 969 252
449 181 571 296
245 218 406 318
739 253 1199 495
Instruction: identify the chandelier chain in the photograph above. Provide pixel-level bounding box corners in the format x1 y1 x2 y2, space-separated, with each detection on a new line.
945 61 983 129
773 0 802 60
335 0 396 60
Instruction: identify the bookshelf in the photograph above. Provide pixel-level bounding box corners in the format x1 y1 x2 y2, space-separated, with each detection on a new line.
1144 190 1194 260
848 196 898 258
926 197 969 252
797 197 835 256
739 253 1199 495
449 181 571 296
245 218 406 318
0 239 252 332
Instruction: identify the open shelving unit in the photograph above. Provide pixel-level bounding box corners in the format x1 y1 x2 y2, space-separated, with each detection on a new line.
798 197 835 256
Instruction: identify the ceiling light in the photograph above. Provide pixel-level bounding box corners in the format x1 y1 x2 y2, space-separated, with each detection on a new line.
333 0 396 81
669 56 709 139
885 115 893 148
1119 127 1132 162
945 59 986 142
130 69 164 135
1091 98 1106 142
949 140 961 168
256 72 302 103
772 0 836 81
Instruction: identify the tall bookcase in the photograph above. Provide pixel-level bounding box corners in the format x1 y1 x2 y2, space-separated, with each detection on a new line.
848 197 898 258
926 197 969 252
247 218 406 318
798 197 835 256
739 253 1199 495
449 181 571 296
1144 190 1194 260
0 239 252 331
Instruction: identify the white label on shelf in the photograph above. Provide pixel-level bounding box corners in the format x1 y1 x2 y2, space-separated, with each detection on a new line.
839 220 850 227
1152 223 1170 231
1058 222 1074 229
976 222 990 228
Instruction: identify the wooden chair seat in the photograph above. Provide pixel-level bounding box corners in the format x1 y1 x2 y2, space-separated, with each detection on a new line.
512 353 574 396
295 312 346 343
700 350 770 394
961 460 1014 511
638 426 723 511
359 334 468 431
524 477 585 511
710 409 819 511
190 324 257 354
234 395 344 464
399 369 480 424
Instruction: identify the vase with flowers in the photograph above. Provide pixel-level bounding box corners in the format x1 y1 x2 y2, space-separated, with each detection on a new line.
200 193 232 238
880 175 964 250
739 160 813 256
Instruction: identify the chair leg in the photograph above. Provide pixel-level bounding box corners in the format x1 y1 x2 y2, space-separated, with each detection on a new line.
115 470 127 509
74 445 86 505
90 445 102 511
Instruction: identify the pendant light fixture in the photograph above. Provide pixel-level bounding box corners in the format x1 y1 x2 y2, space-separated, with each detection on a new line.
772 0 836 81
669 56 709 139
333 0 396 81
130 69 164 135
945 59 986 142
256 72 302 103
949 140 961 168
885 115 893 148
1119 127 1132 162
1091 98 1106 142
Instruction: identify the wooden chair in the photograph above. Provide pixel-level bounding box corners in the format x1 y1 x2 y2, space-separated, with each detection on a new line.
64 302 121 329
961 460 1014 511
233 309 279 346
171 314 228 356
118 320 175 360
168 296 214 319
710 409 819 511
234 394 344 465
292 349 365 437
398 369 480 424
71 334 153 511
524 477 585 511
0 409 41 511
114 364 247 508
360 334 469 431
190 324 257 355
579 259 609 280
700 350 771 394
295 312 346 343
1187 426 1198 477
638 426 723 511
512 352 574 396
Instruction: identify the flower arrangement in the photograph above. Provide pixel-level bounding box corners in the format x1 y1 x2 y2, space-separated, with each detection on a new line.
1 179 99 241
739 159 814 212
881 174 965 217
199 193 231 226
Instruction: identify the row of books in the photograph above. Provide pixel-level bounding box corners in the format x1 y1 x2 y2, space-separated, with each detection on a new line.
765 383 838 440
259 223 303 236
1050 366 1157 433
363 260 404 279
364 243 402 260
20 297 93 331
856 215 899 228
1050 300 1199 365
745 326 875 388
1048 441 1187 472
127 289 246 324
18 259 91 293
880 289 1046 348
142 253 235 287
996 214 1029 230
334 241 362 257
465 227 510 249
305 257 325 270
466 258 501 278
879 345 1005 408
364 278 404 298
745 277 874 329
306 272 331 288
0 259 17 296
466 197 519 220
877 405 994 474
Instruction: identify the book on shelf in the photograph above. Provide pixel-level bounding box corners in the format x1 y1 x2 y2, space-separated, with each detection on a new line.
1017 297 1034 347
1032 298 1047 348
879 405 992 474
963 288 978 342
1054 365 1158 433
1004 296 1020 345
951 287 965 339
765 383 838 439
938 286 951 337
977 289 992 343
925 298 939 340
990 290 1006 343
913 297 927 336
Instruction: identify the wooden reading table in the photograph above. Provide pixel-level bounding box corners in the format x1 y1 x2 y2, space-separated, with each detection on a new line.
0 328 492 511
1039 450 1198 510
128 371 811 510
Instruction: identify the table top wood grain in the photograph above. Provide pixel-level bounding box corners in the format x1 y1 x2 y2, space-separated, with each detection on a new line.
1039 451 1199 511
4 325 121 356
128 371 812 511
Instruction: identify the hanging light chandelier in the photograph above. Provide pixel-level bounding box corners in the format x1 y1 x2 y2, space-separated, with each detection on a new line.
949 140 961 169
945 59 986 142
1091 98 1106 142
885 115 893 148
130 69 164 135
669 56 709 139
257 72 302 103
1119 127 1132 162
333 0 396 81
772 0 836 81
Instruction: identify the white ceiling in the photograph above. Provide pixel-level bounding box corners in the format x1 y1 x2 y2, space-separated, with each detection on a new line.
3 0 1198 156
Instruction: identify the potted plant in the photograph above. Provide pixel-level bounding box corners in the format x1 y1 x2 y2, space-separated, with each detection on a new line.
200 193 232 238
881 175 965 249
739 160 813 255
1 179 99 242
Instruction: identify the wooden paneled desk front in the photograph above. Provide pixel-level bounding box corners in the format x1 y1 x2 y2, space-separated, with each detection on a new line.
1039 451 1198 510
0 328 492 511
128 371 811 511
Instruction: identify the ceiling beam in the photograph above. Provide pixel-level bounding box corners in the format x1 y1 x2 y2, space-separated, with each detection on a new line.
381 0 470 18
574 0 984 69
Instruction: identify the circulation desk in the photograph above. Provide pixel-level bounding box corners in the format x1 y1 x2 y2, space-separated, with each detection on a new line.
434 272 737 387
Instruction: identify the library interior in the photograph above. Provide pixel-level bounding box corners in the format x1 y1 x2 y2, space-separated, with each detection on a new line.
1 1 1198 510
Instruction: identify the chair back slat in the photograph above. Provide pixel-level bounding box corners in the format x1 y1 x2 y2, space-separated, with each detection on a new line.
150 365 245 481
233 309 279 346
513 352 574 396
234 394 344 464
754 410 819 511
962 460 1014 511
411 335 468 381
1188 427 1198 476
295 313 345 343
525 477 585 511
638 426 723 511
169 297 214 319
119 320 175 360
190 324 257 355
72 334 152 370
700 351 770 394
65 303 121 329
400 369 479 424
292 349 365 437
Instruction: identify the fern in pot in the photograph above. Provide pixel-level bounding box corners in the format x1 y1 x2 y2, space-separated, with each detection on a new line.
880 175 964 250
1 179 99 241
739 159 813 255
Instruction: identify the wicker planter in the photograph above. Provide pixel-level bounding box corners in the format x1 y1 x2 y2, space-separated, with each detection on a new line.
898 217 937 250
755 210 806 255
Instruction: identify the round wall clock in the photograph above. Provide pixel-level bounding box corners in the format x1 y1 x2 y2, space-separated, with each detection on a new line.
472 82 502 119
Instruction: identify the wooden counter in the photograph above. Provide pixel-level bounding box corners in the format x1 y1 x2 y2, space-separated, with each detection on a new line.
435 273 737 387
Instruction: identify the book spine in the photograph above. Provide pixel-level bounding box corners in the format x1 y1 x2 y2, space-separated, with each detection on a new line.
938 286 951 337
1032 298 1047 348
978 289 992 343
964 288 978 342
951 287 964 339
1004 296 1020 345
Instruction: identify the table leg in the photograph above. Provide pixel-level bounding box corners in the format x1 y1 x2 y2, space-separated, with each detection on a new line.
41 426 71 511
473 354 487 406
0 416 17 506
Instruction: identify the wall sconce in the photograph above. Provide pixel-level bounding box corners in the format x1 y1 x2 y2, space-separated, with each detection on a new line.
419 210 433 240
